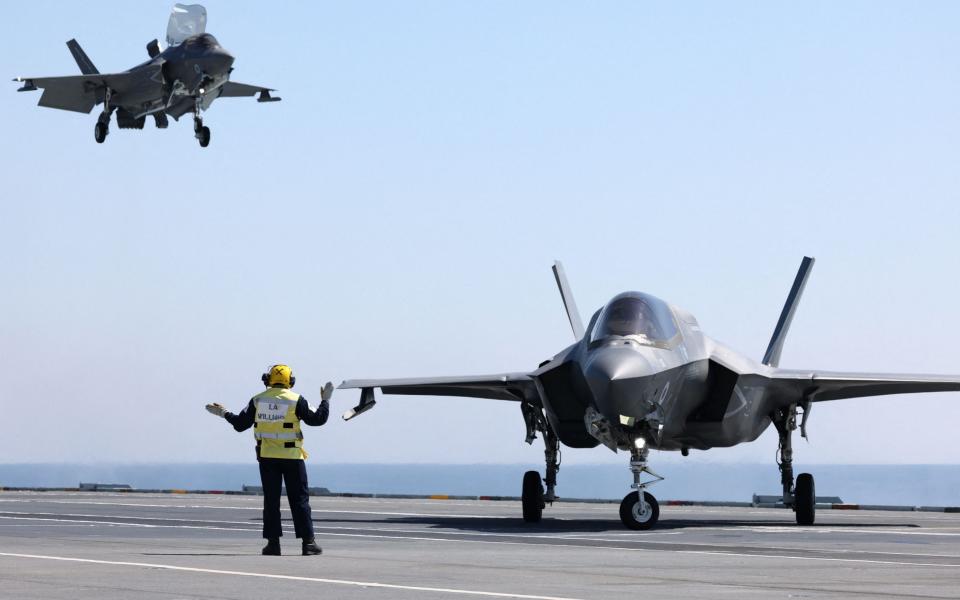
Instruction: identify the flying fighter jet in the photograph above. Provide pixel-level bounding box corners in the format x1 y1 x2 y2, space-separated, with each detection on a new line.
12 4 280 147
340 259 960 529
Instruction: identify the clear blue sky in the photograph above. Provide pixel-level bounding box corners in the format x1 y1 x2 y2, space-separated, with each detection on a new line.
2 1 959 467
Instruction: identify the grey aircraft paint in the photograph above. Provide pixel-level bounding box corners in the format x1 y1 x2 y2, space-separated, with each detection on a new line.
12 4 279 147
341 259 960 529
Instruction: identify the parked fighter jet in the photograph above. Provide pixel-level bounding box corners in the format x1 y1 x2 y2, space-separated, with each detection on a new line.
12 4 279 147
341 259 960 529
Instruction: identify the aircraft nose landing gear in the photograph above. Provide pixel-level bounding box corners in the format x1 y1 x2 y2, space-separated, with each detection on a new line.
619 442 663 530
620 491 659 530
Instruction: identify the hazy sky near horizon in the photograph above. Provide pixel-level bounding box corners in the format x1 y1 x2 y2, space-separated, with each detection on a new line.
2 2 960 470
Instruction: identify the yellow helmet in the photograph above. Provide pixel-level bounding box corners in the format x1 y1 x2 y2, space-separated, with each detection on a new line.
262 364 295 388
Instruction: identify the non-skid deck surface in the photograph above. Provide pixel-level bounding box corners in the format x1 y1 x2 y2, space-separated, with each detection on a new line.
1 491 959 599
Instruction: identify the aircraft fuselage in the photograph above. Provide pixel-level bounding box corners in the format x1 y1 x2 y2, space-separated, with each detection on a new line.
534 292 780 453
117 33 235 120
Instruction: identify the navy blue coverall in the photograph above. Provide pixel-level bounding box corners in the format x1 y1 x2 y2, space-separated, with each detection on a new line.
225 396 329 540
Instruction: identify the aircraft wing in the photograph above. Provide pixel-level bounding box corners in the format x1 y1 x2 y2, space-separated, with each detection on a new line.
340 373 539 402
770 369 960 402
218 81 281 102
16 67 163 113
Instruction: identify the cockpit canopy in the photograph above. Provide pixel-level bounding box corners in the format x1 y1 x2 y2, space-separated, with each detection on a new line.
590 292 679 346
167 3 208 46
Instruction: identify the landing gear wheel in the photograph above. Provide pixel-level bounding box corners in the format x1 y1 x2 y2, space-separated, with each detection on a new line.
198 126 211 148
794 472 815 525
94 122 108 144
521 470 544 523
620 491 659 530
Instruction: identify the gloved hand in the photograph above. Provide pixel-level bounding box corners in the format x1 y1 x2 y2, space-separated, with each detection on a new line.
205 403 227 418
321 382 334 402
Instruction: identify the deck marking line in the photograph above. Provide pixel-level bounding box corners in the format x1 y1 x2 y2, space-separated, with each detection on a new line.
0 552 584 600
0 499 515 519
1 515 958 567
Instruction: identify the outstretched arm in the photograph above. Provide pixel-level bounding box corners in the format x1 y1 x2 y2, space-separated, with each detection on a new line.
220 399 256 432
297 383 333 427
297 396 329 427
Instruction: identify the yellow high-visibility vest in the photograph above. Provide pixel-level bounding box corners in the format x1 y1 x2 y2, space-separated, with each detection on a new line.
252 387 308 460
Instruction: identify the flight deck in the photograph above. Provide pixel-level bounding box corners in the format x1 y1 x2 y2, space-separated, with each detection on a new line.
1 491 959 599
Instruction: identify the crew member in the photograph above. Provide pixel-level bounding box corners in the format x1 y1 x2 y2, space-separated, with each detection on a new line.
206 364 332 556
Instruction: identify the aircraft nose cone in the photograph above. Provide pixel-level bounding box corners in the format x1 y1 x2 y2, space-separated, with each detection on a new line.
584 346 657 421
586 346 652 381
218 51 235 72
205 50 234 75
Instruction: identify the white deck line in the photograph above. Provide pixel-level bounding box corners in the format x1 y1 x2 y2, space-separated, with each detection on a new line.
1 514 958 567
0 552 587 600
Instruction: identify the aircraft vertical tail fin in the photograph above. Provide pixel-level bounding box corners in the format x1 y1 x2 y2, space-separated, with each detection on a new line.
552 261 585 340
763 256 815 367
66 39 99 75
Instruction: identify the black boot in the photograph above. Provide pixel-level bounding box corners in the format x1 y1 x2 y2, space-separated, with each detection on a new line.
262 538 281 556
302 537 322 556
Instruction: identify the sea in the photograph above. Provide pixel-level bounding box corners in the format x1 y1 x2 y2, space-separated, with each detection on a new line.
1 463 959 506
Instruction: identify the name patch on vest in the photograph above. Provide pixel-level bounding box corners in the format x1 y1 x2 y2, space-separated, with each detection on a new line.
256 401 287 423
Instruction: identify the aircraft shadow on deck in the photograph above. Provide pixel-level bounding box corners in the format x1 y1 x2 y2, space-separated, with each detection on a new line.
265 515 918 533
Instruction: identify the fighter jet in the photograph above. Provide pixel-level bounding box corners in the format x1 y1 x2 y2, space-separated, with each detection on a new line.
341 259 960 529
12 4 280 147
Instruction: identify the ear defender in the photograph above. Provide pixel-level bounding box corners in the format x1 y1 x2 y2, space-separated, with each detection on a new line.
261 365 294 387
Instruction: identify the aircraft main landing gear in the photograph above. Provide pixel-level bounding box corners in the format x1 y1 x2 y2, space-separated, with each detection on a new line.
521 470 544 522
619 444 663 530
194 97 211 148
519 402 560 524
775 404 816 525
94 121 108 144
94 87 113 144
794 472 816 525
194 117 211 148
